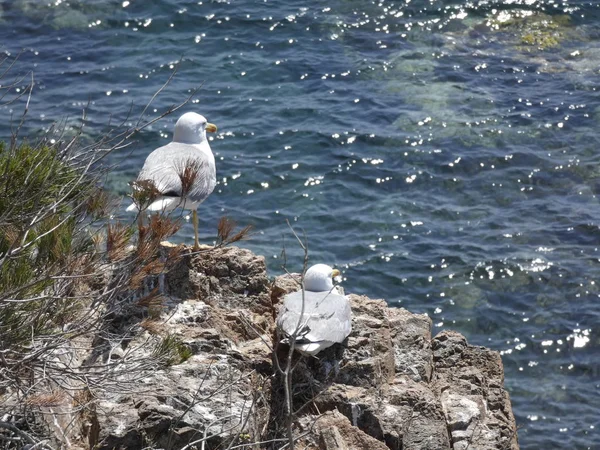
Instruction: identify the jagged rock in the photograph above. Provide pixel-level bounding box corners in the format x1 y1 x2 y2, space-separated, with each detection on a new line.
298 410 390 450
270 272 301 306
87 246 275 450
388 307 433 383
53 246 517 450
432 331 519 450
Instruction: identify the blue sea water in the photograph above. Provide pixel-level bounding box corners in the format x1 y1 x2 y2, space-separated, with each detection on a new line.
2 0 600 448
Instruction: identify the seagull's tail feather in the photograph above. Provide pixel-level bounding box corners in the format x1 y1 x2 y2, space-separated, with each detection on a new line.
125 197 186 214
295 341 334 356
279 336 335 356
146 197 181 212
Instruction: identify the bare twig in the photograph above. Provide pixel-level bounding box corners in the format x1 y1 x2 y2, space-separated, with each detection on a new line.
273 220 311 450
0 422 37 445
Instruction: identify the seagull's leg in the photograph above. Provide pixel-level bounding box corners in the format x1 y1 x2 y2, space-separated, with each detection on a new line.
192 208 200 250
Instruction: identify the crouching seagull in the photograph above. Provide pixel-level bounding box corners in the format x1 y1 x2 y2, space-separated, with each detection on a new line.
276 264 352 356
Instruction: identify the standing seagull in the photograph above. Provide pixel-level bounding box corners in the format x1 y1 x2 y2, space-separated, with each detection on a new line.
276 264 352 356
127 112 218 249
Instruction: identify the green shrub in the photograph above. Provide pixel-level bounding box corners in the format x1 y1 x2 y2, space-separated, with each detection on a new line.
0 141 102 350
153 333 193 366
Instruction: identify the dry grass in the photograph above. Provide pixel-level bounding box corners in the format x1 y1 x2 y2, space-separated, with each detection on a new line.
107 221 133 261
136 287 167 314
139 318 165 335
130 179 161 211
147 214 181 242
176 157 204 197
25 391 67 408
216 217 253 247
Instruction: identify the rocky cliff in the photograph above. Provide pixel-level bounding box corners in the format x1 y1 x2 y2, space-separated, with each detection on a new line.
75 245 519 450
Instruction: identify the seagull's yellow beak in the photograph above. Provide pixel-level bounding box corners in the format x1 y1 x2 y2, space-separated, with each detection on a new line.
331 269 341 278
206 123 218 133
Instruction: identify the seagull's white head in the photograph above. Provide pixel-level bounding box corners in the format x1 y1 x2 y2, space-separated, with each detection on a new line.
173 112 218 144
304 264 341 292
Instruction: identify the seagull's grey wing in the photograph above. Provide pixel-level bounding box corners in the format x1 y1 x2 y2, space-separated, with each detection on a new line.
137 142 215 203
276 290 352 344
